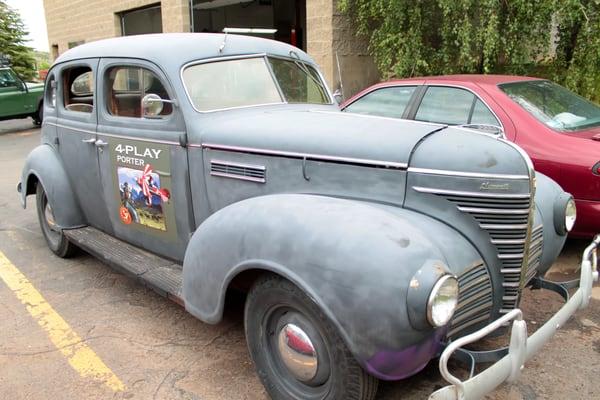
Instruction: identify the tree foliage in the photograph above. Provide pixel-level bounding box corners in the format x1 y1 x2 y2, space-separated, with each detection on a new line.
339 0 600 101
0 0 36 80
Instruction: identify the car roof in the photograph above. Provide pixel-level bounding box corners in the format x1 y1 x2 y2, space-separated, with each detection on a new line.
382 74 544 86
53 33 316 70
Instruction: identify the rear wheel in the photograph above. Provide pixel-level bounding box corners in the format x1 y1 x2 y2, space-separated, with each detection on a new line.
244 274 378 400
36 183 76 257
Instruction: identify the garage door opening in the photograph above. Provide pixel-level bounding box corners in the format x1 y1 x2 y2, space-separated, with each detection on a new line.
191 0 306 50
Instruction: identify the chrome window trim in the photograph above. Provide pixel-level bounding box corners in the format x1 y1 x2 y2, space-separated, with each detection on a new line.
180 53 333 114
408 167 529 180
198 142 408 169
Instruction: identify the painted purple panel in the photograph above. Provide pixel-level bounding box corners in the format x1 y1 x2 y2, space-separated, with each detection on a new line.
365 329 446 381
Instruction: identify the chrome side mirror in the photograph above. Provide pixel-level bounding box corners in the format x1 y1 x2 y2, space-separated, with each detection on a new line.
141 93 176 118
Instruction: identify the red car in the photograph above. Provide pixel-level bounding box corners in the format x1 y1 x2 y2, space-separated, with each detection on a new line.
341 75 600 237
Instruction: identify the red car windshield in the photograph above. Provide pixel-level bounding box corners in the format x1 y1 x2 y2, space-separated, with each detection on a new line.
499 80 600 131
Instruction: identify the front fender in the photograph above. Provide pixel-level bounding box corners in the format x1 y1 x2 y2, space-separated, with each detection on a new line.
19 144 85 229
533 172 570 275
183 194 483 380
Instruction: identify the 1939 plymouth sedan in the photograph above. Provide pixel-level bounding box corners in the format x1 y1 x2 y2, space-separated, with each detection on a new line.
18 34 599 400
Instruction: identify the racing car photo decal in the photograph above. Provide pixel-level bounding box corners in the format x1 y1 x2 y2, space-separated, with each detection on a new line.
109 138 174 235
117 165 170 230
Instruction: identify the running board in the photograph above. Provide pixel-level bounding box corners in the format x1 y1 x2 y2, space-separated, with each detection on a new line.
64 226 183 305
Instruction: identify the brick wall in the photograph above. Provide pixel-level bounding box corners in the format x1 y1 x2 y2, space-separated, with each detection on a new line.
306 0 379 99
43 0 190 60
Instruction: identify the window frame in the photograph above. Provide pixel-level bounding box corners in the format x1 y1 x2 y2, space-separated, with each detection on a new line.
413 84 503 130
102 61 176 122
180 53 334 114
59 62 96 117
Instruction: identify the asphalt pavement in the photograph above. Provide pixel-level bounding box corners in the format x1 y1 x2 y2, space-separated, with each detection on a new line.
0 119 598 399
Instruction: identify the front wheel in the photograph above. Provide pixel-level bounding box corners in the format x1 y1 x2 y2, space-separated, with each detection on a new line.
245 275 378 400
36 183 76 257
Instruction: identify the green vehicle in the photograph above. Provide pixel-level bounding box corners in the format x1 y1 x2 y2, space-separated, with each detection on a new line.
0 66 45 125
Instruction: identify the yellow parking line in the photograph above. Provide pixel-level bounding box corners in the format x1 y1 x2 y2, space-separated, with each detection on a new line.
0 251 125 392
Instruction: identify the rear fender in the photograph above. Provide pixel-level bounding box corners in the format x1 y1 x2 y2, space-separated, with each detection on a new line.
19 144 85 229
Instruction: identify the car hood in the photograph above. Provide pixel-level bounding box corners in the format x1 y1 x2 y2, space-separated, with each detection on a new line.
195 106 531 176
195 107 442 167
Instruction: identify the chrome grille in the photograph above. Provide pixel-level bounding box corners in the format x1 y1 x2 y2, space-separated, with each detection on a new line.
448 261 493 338
525 225 543 282
413 186 532 313
210 160 266 183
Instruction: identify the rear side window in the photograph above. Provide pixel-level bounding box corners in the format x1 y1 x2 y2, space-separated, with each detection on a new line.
415 86 474 124
0 69 21 91
106 66 172 118
344 86 416 118
63 66 94 113
470 99 499 126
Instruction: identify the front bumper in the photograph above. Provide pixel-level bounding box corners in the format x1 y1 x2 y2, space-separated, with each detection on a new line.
429 236 600 400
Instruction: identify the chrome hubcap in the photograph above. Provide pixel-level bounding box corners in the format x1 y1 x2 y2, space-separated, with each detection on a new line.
277 323 318 382
44 202 58 231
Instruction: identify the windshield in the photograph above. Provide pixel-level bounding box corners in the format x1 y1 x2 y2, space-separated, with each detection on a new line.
499 80 600 131
182 56 330 112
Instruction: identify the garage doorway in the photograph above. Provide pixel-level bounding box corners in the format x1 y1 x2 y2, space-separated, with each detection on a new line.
120 4 163 36
190 0 306 50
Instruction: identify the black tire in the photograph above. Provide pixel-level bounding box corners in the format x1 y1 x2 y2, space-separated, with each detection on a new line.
245 274 378 400
32 101 43 125
36 183 76 258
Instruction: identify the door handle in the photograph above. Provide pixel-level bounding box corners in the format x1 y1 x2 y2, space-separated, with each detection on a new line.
82 138 96 144
94 139 108 148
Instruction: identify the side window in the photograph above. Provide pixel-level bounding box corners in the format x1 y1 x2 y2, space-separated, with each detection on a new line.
415 87 475 125
0 69 20 92
470 99 499 126
46 74 57 108
63 66 94 113
106 66 172 118
344 86 416 119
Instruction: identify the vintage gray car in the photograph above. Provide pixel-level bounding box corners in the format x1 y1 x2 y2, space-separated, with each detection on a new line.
18 33 599 400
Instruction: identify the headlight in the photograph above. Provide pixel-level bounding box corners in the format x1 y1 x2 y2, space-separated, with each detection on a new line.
554 193 577 235
565 197 577 232
427 275 459 327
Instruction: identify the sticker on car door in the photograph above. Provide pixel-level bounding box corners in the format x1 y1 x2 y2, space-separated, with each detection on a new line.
109 138 174 233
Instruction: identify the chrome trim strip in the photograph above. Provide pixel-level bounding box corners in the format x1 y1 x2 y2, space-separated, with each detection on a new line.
210 159 266 171
491 238 526 245
413 186 530 199
502 282 520 288
457 206 529 215
498 254 524 260
46 121 181 146
479 223 529 230
501 268 523 274
200 143 408 169
209 171 266 183
408 167 529 180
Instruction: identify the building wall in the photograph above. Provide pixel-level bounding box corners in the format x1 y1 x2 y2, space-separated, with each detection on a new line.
306 0 379 99
44 0 377 97
43 0 189 58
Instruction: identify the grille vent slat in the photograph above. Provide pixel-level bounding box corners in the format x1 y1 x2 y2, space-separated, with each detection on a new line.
210 160 266 183
448 261 493 338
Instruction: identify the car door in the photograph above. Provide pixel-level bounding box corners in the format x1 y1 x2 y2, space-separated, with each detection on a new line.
96 58 194 261
0 68 26 117
54 59 114 234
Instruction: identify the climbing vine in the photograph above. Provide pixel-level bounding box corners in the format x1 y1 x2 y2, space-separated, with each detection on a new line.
339 0 600 101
